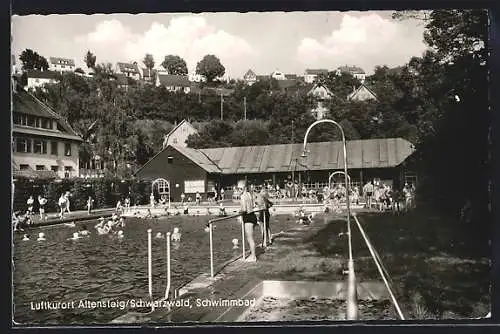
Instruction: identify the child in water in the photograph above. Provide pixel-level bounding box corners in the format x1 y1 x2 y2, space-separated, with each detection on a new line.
79 225 90 236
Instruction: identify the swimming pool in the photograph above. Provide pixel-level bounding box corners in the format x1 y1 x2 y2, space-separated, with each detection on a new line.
13 214 296 325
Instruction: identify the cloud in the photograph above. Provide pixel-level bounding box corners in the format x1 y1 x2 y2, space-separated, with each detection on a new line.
75 16 255 76
297 13 426 73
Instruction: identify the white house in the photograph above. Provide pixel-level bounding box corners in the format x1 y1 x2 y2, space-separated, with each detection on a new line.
271 70 287 80
162 119 199 148
157 74 191 93
307 83 335 120
336 65 366 83
304 69 328 84
49 57 76 73
243 69 257 85
26 70 59 90
188 72 206 83
116 62 141 80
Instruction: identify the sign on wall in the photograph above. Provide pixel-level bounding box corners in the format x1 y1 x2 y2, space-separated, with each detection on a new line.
184 180 205 194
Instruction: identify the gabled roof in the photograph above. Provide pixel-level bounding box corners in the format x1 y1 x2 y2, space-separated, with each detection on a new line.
347 83 378 101
163 119 198 145
26 70 60 80
49 57 75 66
305 69 328 75
337 65 366 74
136 138 416 178
158 74 190 87
117 62 140 74
307 83 335 98
244 69 257 79
12 85 82 141
199 138 415 174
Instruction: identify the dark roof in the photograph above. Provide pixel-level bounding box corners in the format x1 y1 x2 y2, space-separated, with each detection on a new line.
49 57 75 66
26 70 60 80
117 62 140 74
256 75 269 81
347 83 378 101
337 65 366 74
305 69 328 75
158 74 190 87
12 86 82 141
141 68 157 79
285 74 298 80
136 138 415 177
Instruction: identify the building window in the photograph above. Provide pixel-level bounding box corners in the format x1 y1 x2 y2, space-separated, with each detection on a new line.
42 119 52 129
51 166 59 172
20 164 29 170
64 166 72 178
167 156 174 164
36 165 46 171
28 115 37 127
51 141 58 155
14 114 28 126
33 140 47 154
16 138 31 153
64 143 72 156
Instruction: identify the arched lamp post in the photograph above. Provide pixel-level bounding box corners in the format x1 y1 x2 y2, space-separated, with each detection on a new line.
301 119 358 320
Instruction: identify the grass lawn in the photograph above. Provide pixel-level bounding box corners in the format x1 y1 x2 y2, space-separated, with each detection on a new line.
302 209 491 319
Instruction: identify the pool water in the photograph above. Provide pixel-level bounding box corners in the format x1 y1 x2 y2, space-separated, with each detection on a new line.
13 214 296 325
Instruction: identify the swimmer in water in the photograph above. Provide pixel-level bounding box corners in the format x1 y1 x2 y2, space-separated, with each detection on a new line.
171 227 181 242
22 234 30 241
119 217 125 227
116 230 124 239
64 221 76 228
155 232 164 239
69 232 80 240
79 225 90 236
37 232 46 241
95 217 105 229
232 238 239 249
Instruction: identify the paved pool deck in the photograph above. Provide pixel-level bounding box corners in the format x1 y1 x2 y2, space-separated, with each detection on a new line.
111 210 368 324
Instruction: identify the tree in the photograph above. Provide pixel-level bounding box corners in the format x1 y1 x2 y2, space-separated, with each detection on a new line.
84 50 97 70
143 53 155 78
161 55 188 75
196 55 225 83
75 67 85 74
19 49 49 71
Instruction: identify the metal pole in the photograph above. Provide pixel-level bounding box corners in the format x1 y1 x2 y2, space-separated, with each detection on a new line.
241 219 246 260
165 232 171 299
209 223 214 278
263 210 267 247
302 119 358 320
147 228 154 311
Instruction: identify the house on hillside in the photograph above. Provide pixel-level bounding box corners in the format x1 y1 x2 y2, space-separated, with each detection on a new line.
116 62 141 80
304 69 328 84
156 74 191 93
49 57 76 73
271 70 287 80
336 65 366 83
347 83 378 102
12 81 83 180
188 72 206 83
243 69 257 86
162 119 199 148
25 70 59 90
307 83 335 120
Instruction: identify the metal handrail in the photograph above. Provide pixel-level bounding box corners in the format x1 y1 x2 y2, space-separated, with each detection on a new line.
207 208 266 278
352 213 405 320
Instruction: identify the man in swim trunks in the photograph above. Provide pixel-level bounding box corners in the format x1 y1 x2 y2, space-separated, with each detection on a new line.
239 181 258 262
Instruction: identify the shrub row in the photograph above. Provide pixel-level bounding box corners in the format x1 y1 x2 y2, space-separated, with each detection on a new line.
12 177 152 213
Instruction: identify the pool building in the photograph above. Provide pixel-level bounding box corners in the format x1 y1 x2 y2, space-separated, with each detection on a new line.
134 138 417 201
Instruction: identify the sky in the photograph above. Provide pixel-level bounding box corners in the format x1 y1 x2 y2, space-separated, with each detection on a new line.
11 11 428 78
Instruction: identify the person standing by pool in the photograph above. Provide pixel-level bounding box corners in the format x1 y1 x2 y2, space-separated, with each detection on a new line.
58 193 67 218
196 192 201 205
38 195 47 220
180 192 186 203
239 181 258 262
150 193 155 208
363 181 374 209
220 187 225 200
26 196 34 217
124 196 131 212
64 191 72 214
87 196 94 215
257 187 274 247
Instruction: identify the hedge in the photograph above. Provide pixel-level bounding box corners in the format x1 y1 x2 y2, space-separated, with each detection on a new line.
12 177 151 213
